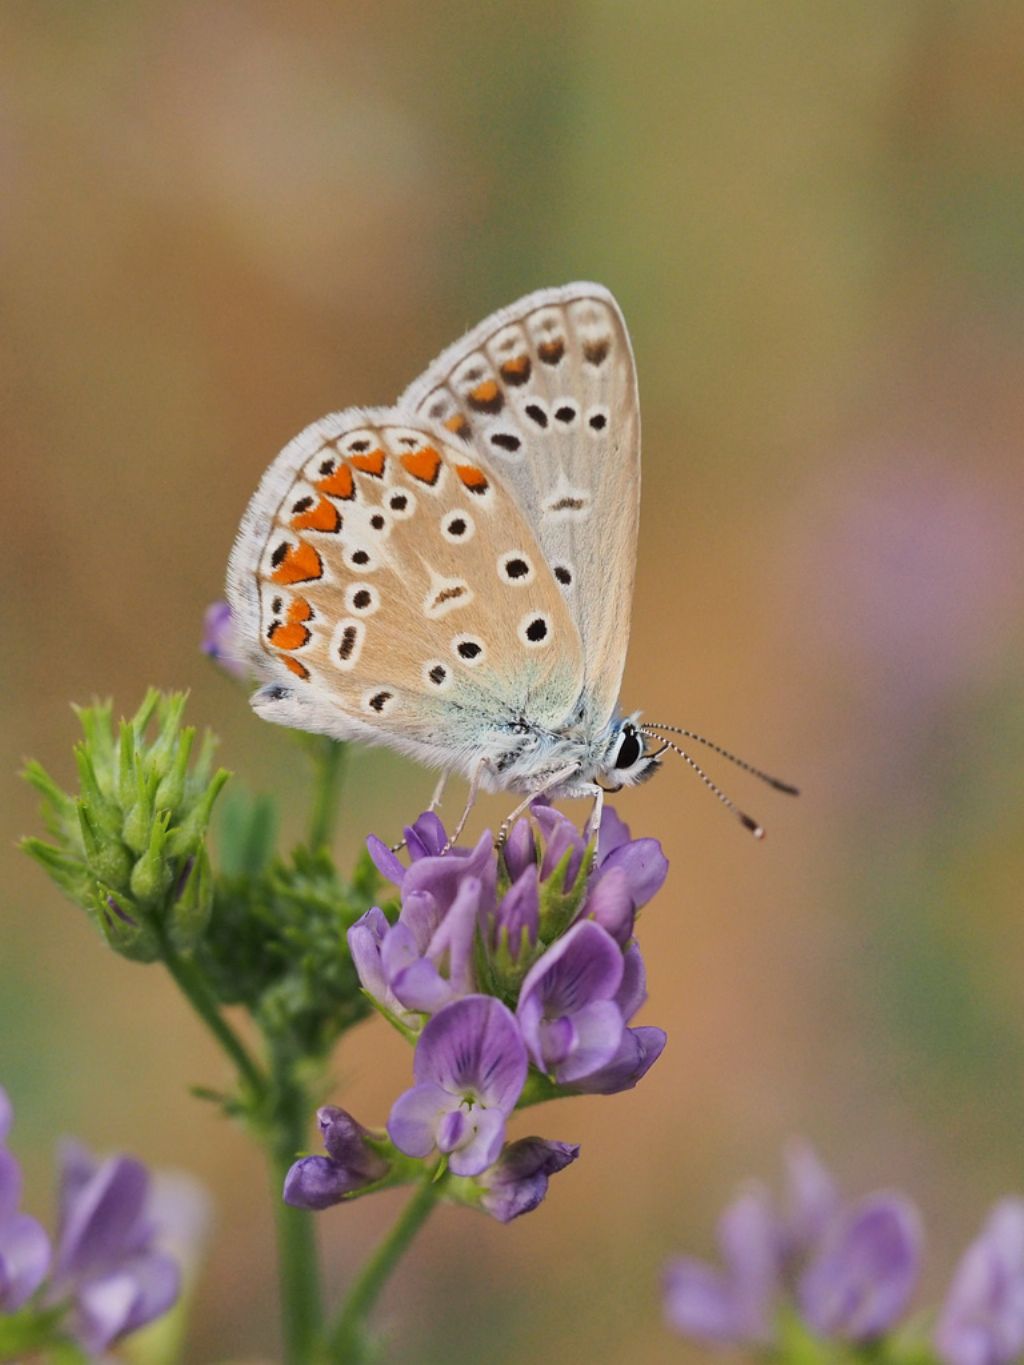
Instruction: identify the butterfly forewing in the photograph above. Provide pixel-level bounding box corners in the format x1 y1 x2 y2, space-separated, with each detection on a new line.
401 283 640 730
227 408 585 754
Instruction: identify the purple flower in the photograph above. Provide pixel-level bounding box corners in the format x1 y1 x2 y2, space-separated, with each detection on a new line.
349 850 491 1023
798 1193 922 1342
517 921 629 1084
366 811 449 885
782 1139 841 1259
478 1137 580 1223
51 1140 181 1355
663 1183 779 1346
388 996 527 1176
284 1107 391 1211
484 868 540 965
0 1087 51 1311
200 600 247 679
563 1023 667 1094
531 803 587 890
594 807 669 909
935 1200 1024 1365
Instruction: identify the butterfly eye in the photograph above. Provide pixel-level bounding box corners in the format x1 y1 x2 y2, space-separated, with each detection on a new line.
614 725 643 770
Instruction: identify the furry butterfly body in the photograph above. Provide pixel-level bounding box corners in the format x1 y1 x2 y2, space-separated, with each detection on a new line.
227 283 659 818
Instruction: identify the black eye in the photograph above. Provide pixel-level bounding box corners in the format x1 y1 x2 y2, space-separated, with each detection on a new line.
614 726 642 770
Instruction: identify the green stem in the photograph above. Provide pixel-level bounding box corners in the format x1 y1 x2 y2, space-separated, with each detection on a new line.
159 936 267 1099
308 739 346 851
326 1171 446 1363
268 1060 324 1365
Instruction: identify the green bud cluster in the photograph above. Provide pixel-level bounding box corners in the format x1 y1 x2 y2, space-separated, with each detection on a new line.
198 789 381 1057
22 690 229 961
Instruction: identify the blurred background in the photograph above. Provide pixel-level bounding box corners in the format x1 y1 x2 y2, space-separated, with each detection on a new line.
3 3 1024 1360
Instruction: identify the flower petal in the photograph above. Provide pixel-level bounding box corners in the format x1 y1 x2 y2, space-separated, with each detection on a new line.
581 866 635 945
414 996 527 1113
56 1154 151 1279
566 1026 667 1094
366 835 406 886
0 1212 51 1311
614 943 648 1022
799 1192 922 1342
387 1083 451 1159
518 921 624 1020
663 1257 752 1345
479 1137 580 1224
601 837 669 909
283 1156 364 1210
552 1000 625 1084
405 812 448 860
597 806 632 861
447 1108 507 1178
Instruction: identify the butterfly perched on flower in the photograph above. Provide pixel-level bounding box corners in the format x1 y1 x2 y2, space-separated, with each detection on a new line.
227 284 796 839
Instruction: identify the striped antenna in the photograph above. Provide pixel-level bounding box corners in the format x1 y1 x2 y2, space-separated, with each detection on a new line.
641 723 799 796
641 729 766 839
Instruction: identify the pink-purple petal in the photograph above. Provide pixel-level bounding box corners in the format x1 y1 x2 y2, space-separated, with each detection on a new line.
518 921 624 1019
551 1000 625 1084
414 996 527 1113
566 1025 667 1094
387 1082 451 1159
0 1212 51 1310
447 1108 507 1178
600 837 669 909
799 1192 922 1342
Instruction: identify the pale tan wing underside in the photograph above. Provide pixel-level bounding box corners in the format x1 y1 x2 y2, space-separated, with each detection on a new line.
401 283 640 728
226 408 584 751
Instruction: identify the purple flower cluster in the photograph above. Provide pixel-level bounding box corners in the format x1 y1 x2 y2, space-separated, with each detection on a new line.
286 803 668 1222
0 1085 182 1354
663 1144 1024 1363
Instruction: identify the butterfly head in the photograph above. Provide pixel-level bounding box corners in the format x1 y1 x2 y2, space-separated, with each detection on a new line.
599 716 662 792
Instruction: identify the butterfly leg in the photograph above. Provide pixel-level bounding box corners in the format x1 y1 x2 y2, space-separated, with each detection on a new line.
495 765 579 850
582 783 605 845
389 772 450 854
441 758 493 854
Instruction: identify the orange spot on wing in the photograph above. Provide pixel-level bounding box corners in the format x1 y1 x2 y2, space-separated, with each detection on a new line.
271 541 323 585
291 496 341 533
350 448 386 477
456 464 489 492
401 447 443 485
288 597 313 623
269 621 311 651
316 464 355 500
282 656 310 680
467 379 503 413
444 413 470 438
500 354 531 384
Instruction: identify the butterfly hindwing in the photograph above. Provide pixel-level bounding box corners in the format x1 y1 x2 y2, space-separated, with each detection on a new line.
401 283 640 730
226 408 585 759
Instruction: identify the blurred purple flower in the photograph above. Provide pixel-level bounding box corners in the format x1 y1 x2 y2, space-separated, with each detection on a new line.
517 921 628 1084
51 1140 181 1355
283 1107 391 1212
799 1193 922 1342
388 996 527 1177
935 1200 1024 1365
0 1087 51 1311
663 1183 779 1346
200 600 247 679
478 1137 580 1223
782 1139 841 1259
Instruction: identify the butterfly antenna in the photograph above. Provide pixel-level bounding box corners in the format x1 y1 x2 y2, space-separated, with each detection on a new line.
641 723 799 796
640 729 766 839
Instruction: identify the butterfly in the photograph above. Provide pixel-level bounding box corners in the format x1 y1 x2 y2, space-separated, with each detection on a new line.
227 283 796 842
